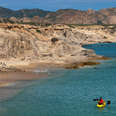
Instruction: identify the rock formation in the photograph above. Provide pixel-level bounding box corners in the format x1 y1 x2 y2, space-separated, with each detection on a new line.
0 23 115 71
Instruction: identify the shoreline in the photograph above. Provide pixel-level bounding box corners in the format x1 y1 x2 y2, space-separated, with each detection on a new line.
0 45 112 72
0 23 115 72
0 42 113 101
5 55 111 72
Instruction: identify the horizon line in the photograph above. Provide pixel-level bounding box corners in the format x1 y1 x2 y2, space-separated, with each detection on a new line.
0 6 115 12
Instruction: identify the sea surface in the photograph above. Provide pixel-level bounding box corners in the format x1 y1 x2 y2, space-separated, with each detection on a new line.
0 43 116 116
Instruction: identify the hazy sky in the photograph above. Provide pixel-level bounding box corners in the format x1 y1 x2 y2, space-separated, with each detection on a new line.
0 0 116 11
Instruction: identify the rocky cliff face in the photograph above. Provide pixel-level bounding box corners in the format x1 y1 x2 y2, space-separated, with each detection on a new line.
0 23 115 71
0 7 116 24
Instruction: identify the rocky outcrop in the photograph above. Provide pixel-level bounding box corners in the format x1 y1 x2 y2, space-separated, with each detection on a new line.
0 23 115 71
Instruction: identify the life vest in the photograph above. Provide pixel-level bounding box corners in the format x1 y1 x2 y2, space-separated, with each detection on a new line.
98 98 104 104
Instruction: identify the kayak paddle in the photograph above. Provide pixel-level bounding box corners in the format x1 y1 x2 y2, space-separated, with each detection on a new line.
107 101 111 105
93 99 99 101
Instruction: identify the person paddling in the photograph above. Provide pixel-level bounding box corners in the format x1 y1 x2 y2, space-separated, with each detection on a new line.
98 97 104 105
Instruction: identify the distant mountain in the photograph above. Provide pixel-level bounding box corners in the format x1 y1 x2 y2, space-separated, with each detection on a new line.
0 7 116 24
12 9 51 18
0 7 13 17
0 7 51 18
42 8 116 24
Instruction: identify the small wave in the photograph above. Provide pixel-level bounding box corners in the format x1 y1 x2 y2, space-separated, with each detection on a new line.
0 82 16 87
33 69 48 73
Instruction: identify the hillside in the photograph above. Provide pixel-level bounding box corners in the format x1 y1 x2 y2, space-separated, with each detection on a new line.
0 7 50 18
0 7 116 24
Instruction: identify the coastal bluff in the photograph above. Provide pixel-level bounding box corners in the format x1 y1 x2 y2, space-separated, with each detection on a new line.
0 23 115 71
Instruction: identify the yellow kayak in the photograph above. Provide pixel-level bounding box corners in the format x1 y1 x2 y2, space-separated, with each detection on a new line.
97 102 106 108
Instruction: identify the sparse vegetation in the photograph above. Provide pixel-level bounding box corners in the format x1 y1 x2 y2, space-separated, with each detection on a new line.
51 38 59 44
36 29 41 33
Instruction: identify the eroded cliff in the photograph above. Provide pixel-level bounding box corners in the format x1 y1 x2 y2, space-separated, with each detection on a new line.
0 23 115 71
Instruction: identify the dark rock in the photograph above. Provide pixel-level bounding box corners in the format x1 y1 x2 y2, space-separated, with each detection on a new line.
51 38 59 44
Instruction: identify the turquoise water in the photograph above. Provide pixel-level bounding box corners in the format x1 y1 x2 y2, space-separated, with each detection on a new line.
0 43 116 116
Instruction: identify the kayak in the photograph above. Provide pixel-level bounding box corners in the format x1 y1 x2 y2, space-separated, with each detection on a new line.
97 102 106 108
